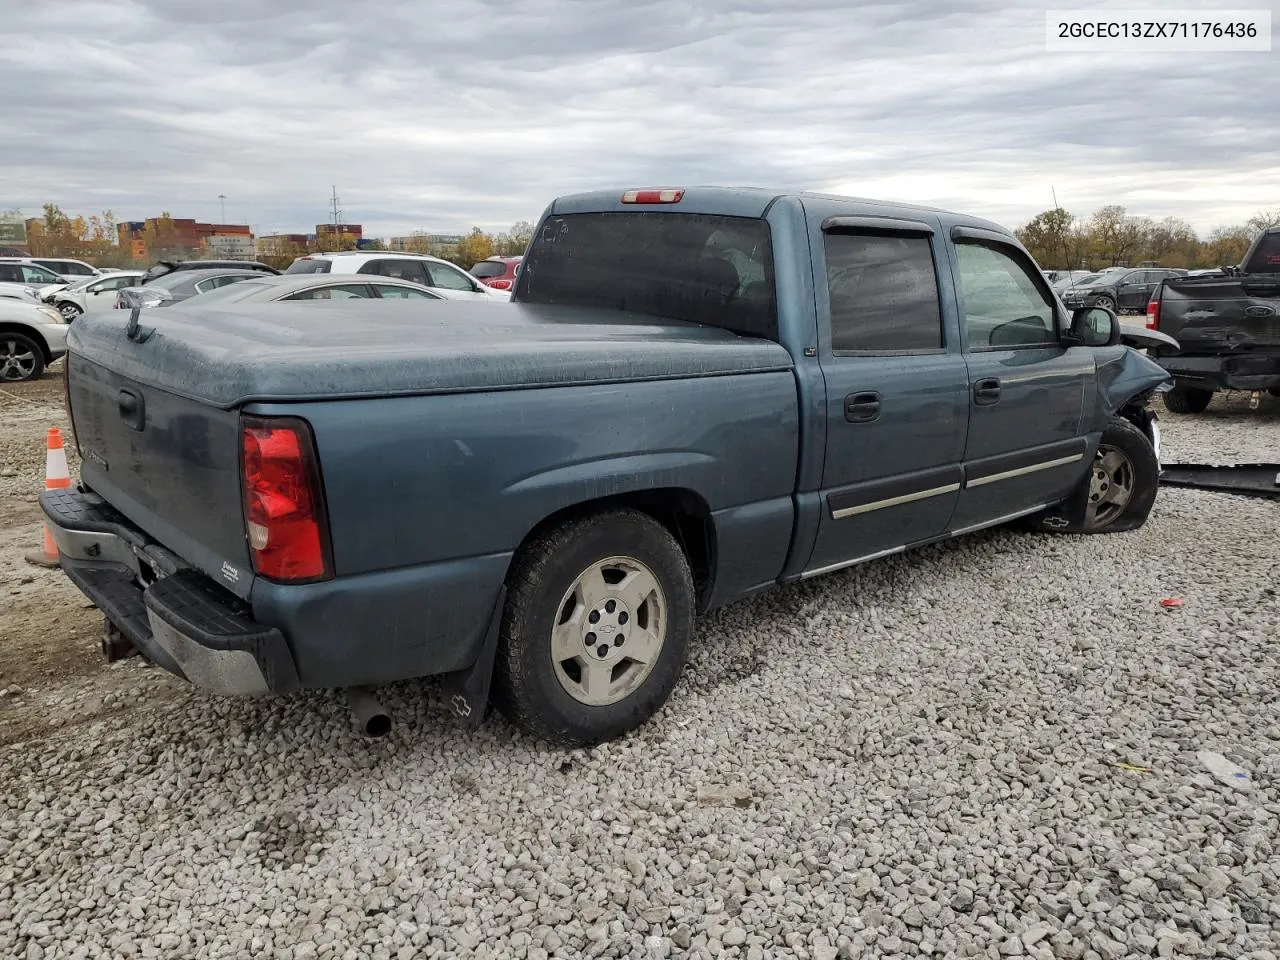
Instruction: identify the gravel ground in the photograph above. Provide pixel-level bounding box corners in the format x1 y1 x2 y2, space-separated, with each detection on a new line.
1 381 1278 960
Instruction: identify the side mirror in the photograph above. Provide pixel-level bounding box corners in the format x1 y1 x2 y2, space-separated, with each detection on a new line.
1068 306 1121 347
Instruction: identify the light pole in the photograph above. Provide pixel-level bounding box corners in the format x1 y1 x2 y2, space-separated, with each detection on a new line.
218 194 227 224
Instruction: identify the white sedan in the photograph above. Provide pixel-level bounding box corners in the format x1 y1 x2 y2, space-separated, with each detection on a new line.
0 298 68 382
45 270 145 320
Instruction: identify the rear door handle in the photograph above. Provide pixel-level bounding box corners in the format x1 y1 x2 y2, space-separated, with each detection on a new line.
844 391 881 422
973 378 1001 405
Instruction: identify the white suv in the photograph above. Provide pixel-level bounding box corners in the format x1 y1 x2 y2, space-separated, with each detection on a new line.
285 251 507 300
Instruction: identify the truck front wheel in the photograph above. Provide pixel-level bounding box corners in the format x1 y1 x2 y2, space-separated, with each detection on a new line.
1080 416 1160 533
494 509 695 746
1163 385 1213 414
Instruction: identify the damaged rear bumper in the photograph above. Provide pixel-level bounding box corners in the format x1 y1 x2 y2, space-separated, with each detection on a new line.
40 487 298 696
1159 354 1280 391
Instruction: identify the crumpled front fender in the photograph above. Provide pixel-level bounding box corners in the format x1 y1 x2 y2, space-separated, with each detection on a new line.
1094 344 1174 416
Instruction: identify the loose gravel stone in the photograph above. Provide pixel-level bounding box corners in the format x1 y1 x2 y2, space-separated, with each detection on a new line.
1 395 1279 959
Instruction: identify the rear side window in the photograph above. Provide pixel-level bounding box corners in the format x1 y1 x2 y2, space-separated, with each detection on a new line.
516 212 778 341
424 262 477 291
361 259 429 285
286 259 332 275
823 232 943 354
373 283 437 299
470 261 506 278
283 284 373 301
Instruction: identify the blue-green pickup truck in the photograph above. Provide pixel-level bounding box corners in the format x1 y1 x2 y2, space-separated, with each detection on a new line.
44 186 1172 745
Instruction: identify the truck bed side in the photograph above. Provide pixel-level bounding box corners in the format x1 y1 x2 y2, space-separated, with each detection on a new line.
247 371 799 685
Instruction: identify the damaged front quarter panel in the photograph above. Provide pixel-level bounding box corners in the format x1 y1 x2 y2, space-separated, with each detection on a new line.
1094 341 1175 419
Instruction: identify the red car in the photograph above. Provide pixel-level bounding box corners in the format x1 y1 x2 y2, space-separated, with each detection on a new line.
469 256 521 291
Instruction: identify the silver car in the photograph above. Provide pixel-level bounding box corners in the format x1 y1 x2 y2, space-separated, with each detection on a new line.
0 298 68 382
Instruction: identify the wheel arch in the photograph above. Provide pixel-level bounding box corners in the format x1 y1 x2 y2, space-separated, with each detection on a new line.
512 488 717 611
0 323 52 363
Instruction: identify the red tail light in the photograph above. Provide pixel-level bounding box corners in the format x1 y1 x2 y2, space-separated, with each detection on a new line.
1146 295 1160 330
621 188 684 204
488 279 512 290
240 416 332 582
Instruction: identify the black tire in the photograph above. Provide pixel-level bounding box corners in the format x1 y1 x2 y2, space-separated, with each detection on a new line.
1163 385 1213 414
0 332 46 383
1093 295 1116 311
493 509 695 746
1081 416 1160 533
57 301 82 321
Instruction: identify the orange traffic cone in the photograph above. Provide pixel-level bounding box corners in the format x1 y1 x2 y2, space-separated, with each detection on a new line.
24 427 71 568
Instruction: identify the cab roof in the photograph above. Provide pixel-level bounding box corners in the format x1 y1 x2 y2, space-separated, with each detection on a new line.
547 186 1011 237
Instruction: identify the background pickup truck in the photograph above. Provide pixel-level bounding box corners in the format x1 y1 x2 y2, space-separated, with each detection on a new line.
1146 226 1280 413
46 187 1172 746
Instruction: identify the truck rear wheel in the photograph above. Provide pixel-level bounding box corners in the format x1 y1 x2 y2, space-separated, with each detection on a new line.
493 509 695 746
1163 385 1213 414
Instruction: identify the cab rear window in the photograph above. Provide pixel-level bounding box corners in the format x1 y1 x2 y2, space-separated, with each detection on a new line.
1242 231 1280 274
515 212 778 341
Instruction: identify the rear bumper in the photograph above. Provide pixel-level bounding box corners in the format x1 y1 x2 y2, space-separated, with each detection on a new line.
40 487 298 695
1158 354 1280 391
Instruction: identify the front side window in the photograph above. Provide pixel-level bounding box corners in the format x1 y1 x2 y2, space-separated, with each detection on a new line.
425 262 478 291
954 242 1058 349
823 232 943 354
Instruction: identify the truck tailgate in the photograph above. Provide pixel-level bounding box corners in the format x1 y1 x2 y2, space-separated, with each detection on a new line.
1159 275 1280 351
66 352 254 597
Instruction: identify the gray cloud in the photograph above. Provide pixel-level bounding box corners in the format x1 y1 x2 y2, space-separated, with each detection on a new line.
3 0 1275 237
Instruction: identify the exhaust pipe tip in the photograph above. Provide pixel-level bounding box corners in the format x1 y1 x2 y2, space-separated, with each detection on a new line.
346 687 391 738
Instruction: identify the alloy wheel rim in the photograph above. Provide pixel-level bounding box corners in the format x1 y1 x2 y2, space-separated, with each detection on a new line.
551 556 667 706
1086 443 1135 527
0 340 36 381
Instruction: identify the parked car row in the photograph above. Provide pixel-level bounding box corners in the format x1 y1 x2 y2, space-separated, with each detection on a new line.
287 251 509 300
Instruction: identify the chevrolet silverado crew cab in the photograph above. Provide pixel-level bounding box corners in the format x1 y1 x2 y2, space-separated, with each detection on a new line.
46 187 1172 746
1145 225 1280 412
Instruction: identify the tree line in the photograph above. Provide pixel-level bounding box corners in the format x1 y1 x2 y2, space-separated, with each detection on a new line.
18 199 1278 274
1016 204 1280 271
14 203 536 271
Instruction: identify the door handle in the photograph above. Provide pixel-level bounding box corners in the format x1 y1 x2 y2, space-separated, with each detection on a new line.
844 391 881 422
973 378 1001 405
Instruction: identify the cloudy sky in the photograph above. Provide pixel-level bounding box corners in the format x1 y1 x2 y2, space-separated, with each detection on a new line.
3 0 1276 238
